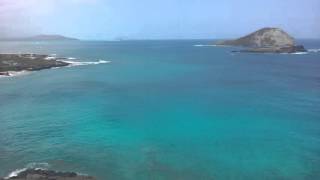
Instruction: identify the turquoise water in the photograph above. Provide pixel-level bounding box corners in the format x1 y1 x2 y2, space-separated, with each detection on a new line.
0 40 320 179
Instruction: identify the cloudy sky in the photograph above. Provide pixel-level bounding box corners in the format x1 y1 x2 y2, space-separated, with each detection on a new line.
0 0 319 40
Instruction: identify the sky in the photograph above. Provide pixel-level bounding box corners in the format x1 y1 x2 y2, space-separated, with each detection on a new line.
0 0 319 40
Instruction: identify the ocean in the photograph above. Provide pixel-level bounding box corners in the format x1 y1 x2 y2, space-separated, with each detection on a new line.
0 40 319 179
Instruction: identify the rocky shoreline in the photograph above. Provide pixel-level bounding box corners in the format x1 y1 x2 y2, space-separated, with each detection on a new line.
0 54 70 76
1 169 95 180
232 45 307 54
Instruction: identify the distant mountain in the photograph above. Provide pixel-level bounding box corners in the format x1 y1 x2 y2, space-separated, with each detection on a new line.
0 35 79 41
216 27 306 53
26 35 78 41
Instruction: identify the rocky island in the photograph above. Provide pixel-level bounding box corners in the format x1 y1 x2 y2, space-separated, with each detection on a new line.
216 27 307 53
1 169 95 180
0 54 70 76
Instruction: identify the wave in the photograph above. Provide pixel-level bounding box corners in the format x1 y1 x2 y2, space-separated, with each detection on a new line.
286 49 320 55
62 59 111 67
45 56 56 60
0 71 30 78
3 163 91 179
4 168 27 179
44 54 58 60
1 58 110 79
194 44 219 47
308 49 320 53
291 52 309 55
45 55 111 66
4 162 50 179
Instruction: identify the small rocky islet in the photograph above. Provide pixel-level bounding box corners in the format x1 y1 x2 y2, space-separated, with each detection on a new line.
1 169 95 180
216 27 307 53
0 54 70 76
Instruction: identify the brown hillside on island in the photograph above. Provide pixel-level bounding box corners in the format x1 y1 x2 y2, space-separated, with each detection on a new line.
216 27 307 53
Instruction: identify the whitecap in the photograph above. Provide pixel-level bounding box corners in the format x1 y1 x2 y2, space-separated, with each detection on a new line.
308 49 320 53
4 162 50 179
291 52 308 55
4 168 27 179
26 162 50 169
45 56 56 60
194 44 219 47
62 60 111 67
0 71 31 78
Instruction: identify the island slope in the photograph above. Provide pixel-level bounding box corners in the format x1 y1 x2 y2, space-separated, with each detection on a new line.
216 27 307 53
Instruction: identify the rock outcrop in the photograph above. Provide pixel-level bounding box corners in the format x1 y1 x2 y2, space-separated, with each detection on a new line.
216 27 307 53
1 169 95 180
0 54 70 76
237 45 306 54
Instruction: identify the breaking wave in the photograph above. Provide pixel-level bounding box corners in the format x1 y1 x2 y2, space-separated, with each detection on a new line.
308 49 320 53
0 71 31 78
62 59 111 67
287 49 320 55
4 162 50 179
0 55 111 79
291 52 308 55
194 44 220 47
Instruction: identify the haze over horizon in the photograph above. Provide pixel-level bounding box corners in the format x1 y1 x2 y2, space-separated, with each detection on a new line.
0 0 319 40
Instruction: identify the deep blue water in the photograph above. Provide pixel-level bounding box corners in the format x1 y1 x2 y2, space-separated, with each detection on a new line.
0 40 320 179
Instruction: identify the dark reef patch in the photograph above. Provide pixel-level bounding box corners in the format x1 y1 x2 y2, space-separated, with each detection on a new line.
1 169 95 180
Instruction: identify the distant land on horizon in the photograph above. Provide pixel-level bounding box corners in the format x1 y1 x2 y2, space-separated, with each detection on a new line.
0 35 79 41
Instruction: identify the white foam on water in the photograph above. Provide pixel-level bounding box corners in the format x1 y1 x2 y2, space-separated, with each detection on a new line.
0 58 111 79
4 168 27 179
308 49 320 53
26 162 50 169
291 52 308 55
45 56 56 60
62 59 111 67
3 162 90 179
194 44 219 47
279 52 309 55
4 162 50 179
0 71 31 78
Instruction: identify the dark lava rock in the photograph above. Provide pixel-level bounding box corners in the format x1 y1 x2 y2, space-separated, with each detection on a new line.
216 27 307 53
0 54 69 74
1 169 95 180
0 71 10 76
233 45 307 54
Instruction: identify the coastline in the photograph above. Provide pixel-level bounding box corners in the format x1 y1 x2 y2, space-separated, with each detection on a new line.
0 70 30 78
0 54 110 78
0 54 70 76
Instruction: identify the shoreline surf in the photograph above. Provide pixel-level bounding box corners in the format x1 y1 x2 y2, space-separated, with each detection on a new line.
0 54 110 78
